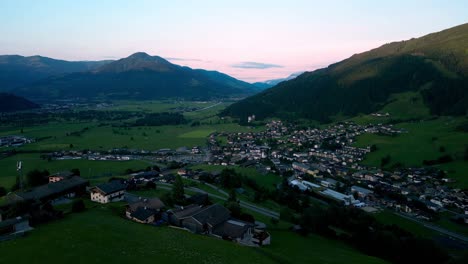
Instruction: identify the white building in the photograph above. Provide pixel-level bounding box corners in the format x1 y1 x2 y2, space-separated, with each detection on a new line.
90 182 126 204
289 179 308 191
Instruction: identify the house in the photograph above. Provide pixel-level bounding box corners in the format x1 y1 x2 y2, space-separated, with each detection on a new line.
126 197 165 224
351 186 374 198
48 171 75 183
170 204 230 233
168 203 257 244
90 182 126 204
212 219 254 242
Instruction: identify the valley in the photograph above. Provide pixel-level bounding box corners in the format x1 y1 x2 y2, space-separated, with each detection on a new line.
0 14 467 264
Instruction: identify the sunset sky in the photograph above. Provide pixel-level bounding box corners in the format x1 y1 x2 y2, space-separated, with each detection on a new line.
1 0 466 82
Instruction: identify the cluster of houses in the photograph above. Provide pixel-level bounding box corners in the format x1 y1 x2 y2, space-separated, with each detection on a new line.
0 170 271 246
45 150 132 161
1 118 467 243
0 135 33 148
45 146 208 164
85 178 270 246
208 120 468 222
0 174 89 240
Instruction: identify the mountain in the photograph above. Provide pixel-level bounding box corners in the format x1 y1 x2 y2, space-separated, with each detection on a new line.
0 55 111 90
223 23 468 122
0 93 39 112
14 52 257 101
252 72 304 89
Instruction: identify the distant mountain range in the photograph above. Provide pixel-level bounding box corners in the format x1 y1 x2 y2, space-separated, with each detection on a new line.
252 72 304 89
0 93 39 112
224 23 468 122
0 55 111 90
2 52 257 101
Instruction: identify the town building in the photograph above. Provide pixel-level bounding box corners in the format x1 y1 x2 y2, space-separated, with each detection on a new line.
90 182 126 204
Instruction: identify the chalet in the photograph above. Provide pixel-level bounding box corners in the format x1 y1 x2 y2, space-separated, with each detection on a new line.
212 219 254 242
168 204 257 244
90 182 126 204
48 171 74 183
170 204 230 233
126 198 165 224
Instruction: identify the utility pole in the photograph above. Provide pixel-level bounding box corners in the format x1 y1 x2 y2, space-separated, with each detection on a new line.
17 161 23 191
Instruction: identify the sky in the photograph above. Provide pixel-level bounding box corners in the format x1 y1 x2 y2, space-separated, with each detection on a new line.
0 0 466 82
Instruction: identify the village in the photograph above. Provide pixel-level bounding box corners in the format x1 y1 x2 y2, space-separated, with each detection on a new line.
1 120 467 246
207 120 468 223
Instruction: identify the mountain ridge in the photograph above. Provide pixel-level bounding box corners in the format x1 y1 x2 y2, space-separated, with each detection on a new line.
0 93 39 112
12 52 257 101
0 54 112 90
223 23 468 122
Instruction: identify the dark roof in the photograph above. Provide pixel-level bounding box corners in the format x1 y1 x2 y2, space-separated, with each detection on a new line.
212 219 253 238
171 204 204 219
128 198 165 212
192 204 230 227
94 181 126 195
49 171 74 178
17 176 88 201
130 207 155 222
0 216 29 229
187 193 209 206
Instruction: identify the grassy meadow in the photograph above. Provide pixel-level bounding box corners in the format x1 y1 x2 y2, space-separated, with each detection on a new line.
0 202 387 264
353 117 468 188
0 153 149 188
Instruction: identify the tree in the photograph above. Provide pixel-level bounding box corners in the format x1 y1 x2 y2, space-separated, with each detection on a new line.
380 155 391 167
225 201 241 218
228 189 237 202
270 217 279 226
172 175 185 204
464 146 468 161
146 181 156 189
0 186 7 196
72 199 86 213
26 169 49 187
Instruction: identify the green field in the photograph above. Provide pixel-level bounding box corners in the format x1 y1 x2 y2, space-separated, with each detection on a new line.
0 202 386 264
353 117 468 188
349 91 431 124
0 123 259 151
374 210 436 238
0 100 263 152
101 100 215 113
0 153 148 189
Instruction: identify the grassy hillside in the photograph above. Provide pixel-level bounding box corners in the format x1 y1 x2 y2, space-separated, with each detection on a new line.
353 117 468 188
223 23 468 122
0 203 387 264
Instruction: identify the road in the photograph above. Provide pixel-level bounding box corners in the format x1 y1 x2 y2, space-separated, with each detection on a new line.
395 212 468 243
130 181 280 219
192 102 222 112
